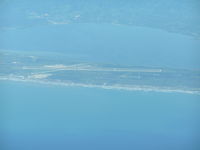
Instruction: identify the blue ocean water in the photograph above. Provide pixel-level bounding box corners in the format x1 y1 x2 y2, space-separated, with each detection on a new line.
1 0 200 150
0 81 199 150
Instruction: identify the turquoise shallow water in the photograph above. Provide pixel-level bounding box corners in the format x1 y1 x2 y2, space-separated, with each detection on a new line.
0 81 199 150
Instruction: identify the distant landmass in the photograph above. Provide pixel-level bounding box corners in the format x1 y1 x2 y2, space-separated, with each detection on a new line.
1 0 200 38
